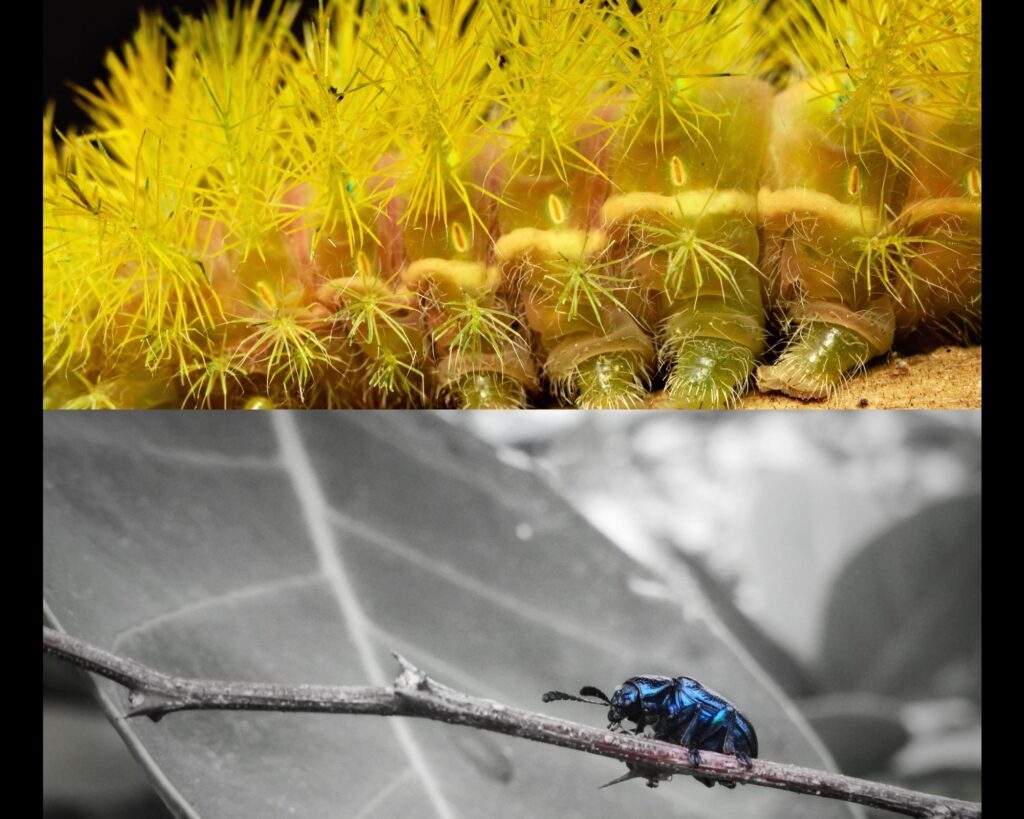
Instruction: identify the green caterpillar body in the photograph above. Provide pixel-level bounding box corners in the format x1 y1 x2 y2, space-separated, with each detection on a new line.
42 0 981 408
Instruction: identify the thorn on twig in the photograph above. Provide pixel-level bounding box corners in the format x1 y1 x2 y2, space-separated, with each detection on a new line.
599 769 645 789
392 651 429 691
600 765 670 790
125 689 176 722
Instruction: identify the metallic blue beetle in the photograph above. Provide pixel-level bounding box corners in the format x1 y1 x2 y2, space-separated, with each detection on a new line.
543 675 758 789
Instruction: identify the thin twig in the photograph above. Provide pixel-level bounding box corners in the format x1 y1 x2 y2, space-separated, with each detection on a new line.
43 626 980 819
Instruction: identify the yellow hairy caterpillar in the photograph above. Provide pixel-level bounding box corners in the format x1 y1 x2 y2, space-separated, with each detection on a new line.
42 0 980 408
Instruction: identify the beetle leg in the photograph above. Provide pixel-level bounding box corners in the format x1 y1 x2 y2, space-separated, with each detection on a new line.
698 705 754 773
645 713 667 738
686 705 739 772
719 708 738 752
678 713 703 767
701 705 734 745
716 707 754 768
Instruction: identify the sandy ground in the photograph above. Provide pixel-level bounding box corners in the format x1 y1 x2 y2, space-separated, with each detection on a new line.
738 345 981 410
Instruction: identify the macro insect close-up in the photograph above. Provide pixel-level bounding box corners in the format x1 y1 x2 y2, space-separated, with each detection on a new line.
42 0 981 409
544 675 758 788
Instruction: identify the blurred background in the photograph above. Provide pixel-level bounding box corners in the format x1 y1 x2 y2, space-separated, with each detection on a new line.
45 411 980 818
43 0 323 132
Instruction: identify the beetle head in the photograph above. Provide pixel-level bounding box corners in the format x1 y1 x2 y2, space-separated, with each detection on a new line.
608 681 643 727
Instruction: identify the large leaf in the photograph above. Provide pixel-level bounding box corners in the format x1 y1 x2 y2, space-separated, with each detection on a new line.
44 413 857 819
818 494 981 701
798 694 909 777
43 699 169 815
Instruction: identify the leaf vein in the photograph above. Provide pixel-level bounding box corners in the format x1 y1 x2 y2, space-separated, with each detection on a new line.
273 414 457 819
110 572 324 652
328 508 617 654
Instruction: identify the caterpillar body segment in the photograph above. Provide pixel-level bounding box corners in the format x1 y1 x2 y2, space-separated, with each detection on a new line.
490 108 657 408
402 257 536 409
890 114 981 346
343 0 540 407
754 0 981 399
403 135 540 413
315 197 428 407
754 75 905 398
482 0 657 408
492 150 656 409
319 272 425 405
604 76 773 408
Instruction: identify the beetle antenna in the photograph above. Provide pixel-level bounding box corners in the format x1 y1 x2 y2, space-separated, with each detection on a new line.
578 686 612 704
541 688 609 706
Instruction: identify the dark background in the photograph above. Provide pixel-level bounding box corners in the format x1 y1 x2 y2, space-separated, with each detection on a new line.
43 0 323 132
45 1 202 130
